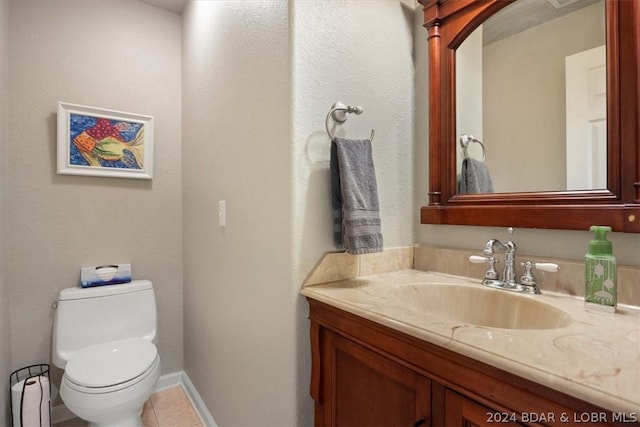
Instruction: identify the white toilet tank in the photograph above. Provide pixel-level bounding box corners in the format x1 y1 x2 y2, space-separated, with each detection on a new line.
52 280 157 369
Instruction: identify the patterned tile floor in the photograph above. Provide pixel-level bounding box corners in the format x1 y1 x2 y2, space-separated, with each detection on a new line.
53 386 204 427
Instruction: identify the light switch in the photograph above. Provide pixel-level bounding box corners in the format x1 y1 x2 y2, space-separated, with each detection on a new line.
218 200 226 227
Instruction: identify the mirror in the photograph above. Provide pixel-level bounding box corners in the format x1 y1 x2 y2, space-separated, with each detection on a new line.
418 0 640 232
456 0 606 193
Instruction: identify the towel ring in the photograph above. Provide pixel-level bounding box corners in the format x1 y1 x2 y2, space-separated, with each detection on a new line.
325 102 375 142
460 134 485 161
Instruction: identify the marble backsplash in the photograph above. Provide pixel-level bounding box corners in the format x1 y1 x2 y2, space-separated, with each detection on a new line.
302 245 640 307
302 247 414 286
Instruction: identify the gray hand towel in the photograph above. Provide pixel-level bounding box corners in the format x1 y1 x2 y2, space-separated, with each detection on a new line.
330 137 383 254
459 158 494 194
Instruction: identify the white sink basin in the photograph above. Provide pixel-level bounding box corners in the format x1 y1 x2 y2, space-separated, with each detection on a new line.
388 283 573 330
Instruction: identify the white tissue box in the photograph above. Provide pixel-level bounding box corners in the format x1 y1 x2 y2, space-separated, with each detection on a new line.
81 263 132 288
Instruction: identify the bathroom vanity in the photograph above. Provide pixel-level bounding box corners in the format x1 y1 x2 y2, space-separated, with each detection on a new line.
302 266 640 427
352 0 640 417
303 0 640 422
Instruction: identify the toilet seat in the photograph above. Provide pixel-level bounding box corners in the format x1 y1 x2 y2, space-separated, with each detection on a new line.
64 338 158 394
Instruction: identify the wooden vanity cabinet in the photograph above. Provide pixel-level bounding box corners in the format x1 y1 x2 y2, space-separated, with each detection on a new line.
318 328 431 426
307 298 630 427
444 389 522 427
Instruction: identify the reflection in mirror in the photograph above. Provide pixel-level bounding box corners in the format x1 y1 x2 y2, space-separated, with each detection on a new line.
456 0 605 194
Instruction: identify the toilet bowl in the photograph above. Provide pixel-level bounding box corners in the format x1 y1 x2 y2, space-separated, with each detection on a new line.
52 280 160 427
60 338 161 427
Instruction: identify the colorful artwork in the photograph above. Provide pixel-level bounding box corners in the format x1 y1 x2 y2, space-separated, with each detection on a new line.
70 114 145 169
57 102 154 179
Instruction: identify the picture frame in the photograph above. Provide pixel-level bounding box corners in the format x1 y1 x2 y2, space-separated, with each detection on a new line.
57 102 154 179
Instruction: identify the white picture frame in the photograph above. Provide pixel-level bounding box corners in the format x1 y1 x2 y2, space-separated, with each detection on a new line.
57 102 154 179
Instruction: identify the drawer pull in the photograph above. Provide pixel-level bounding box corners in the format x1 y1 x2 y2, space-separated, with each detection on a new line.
413 417 426 427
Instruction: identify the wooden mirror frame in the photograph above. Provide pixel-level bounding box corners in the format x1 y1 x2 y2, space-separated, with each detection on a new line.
419 0 640 232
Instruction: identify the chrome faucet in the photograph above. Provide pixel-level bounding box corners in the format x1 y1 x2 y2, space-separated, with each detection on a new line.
470 227 559 294
482 228 518 289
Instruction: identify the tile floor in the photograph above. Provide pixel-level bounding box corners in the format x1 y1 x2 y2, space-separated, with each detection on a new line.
53 386 204 427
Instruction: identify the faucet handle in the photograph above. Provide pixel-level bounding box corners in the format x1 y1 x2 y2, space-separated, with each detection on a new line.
519 261 559 294
532 262 559 272
519 261 559 273
519 261 539 294
469 255 499 281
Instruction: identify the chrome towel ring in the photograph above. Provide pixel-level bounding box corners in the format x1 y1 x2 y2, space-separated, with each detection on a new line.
325 101 375 142
460 134 486 161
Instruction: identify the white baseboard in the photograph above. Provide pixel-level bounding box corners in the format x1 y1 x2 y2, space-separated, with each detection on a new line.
51 371 217 427
170 371 218 427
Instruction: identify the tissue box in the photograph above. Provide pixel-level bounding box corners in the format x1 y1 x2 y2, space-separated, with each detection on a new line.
81 263 132 288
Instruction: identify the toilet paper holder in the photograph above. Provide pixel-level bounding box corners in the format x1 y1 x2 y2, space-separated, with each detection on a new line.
9 364 51 427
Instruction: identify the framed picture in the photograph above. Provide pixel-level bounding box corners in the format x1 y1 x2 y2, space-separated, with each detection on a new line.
57 102 154 179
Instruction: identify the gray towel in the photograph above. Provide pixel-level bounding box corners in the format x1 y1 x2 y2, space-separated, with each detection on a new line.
330 137 383 254
459 158 494 194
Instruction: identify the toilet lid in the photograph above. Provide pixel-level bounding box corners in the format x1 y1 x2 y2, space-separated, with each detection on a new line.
65 338 157 388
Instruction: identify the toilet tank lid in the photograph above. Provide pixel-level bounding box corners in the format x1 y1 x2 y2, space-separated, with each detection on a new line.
59 280 152 301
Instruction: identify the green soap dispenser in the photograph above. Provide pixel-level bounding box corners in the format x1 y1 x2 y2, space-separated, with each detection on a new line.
585 225 617 313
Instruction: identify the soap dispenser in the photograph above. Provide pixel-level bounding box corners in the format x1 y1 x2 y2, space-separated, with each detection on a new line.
584 225 617 313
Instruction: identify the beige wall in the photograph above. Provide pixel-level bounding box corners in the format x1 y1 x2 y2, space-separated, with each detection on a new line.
182 1 296 425
483 2 605 193
7 0 183 383
292 0 415 424
1 0 11 424
456 27 484 173
182 0 415 425
292 0 415 287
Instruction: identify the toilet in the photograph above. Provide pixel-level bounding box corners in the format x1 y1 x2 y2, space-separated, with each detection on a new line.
52 280 161 427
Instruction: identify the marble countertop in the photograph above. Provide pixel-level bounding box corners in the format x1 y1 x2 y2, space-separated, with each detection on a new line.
301 269 640 414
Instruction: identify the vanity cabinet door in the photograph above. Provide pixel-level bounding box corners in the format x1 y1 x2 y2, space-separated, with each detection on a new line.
444 389 523 427
320 328 431 427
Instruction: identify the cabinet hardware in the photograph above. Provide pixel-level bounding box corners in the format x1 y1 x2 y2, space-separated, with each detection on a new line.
413 417 426 427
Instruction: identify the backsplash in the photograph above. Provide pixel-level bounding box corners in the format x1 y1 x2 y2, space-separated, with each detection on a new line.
302 245 640 307
302 247 413 286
